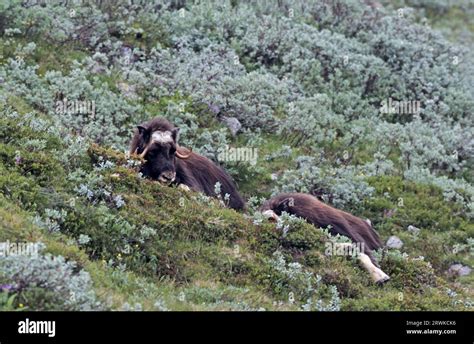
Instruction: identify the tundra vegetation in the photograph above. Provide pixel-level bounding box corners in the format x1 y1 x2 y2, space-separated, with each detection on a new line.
0 0 472 311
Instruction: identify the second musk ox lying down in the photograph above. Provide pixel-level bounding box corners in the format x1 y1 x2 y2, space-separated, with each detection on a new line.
129 117 245 210
260 193 390 284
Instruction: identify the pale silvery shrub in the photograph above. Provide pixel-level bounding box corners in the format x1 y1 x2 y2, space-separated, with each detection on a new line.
273 156 374 208
1 0 472 220
403 166 474 216
45 67 139 149
279 94 346 146
271 251 341 311
219 71 297 130
0 254 101 311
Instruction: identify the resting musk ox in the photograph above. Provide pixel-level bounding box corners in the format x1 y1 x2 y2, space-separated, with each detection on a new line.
260 193 390 284
130 117 245 210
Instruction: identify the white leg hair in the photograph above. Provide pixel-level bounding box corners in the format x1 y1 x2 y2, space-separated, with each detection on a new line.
178 184 191 192
334 243 390 284
262 210 390 284
261 209 280 222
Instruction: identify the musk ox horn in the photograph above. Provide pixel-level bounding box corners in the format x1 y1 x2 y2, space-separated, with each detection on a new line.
176 147 192 159
137 146 149 159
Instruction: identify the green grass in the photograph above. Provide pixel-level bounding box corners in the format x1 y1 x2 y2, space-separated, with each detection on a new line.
0 111 472 310
0 8 473 310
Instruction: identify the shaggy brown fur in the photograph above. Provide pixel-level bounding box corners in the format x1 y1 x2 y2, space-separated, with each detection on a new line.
260 193 383 264
130 117 245 210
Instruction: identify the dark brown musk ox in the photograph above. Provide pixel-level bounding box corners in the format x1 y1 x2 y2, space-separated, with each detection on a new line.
129 117 245 210
259 193 390 284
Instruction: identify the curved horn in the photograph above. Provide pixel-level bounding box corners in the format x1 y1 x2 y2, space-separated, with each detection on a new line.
176 147 192 159
138 145 149 159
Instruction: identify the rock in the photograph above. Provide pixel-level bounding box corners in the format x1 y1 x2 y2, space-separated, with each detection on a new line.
117 82 138 100
407 225 420 235
458 266 471 276
91 63 106 74
209 104 220 115
119 45 136 65
448 264 471 277
386 235 403 249
222 116 242 137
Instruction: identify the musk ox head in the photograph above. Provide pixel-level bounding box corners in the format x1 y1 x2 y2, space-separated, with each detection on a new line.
259 195 296 222
130 118 190 184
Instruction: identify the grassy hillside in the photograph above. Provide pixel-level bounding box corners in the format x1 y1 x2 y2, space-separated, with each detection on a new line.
0 1 472 311
0 111 471 311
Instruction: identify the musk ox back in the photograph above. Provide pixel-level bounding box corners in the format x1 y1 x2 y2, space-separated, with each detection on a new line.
260 193 389 284
130 117 245 210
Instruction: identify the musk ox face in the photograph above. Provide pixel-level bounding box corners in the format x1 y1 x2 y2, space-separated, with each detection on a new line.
136 125 180 184
130 116 245 210
272 197 293 215
260 196 295 222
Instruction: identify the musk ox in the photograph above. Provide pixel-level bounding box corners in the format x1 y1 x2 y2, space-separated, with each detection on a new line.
130 117 245 210
260 193 390 284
